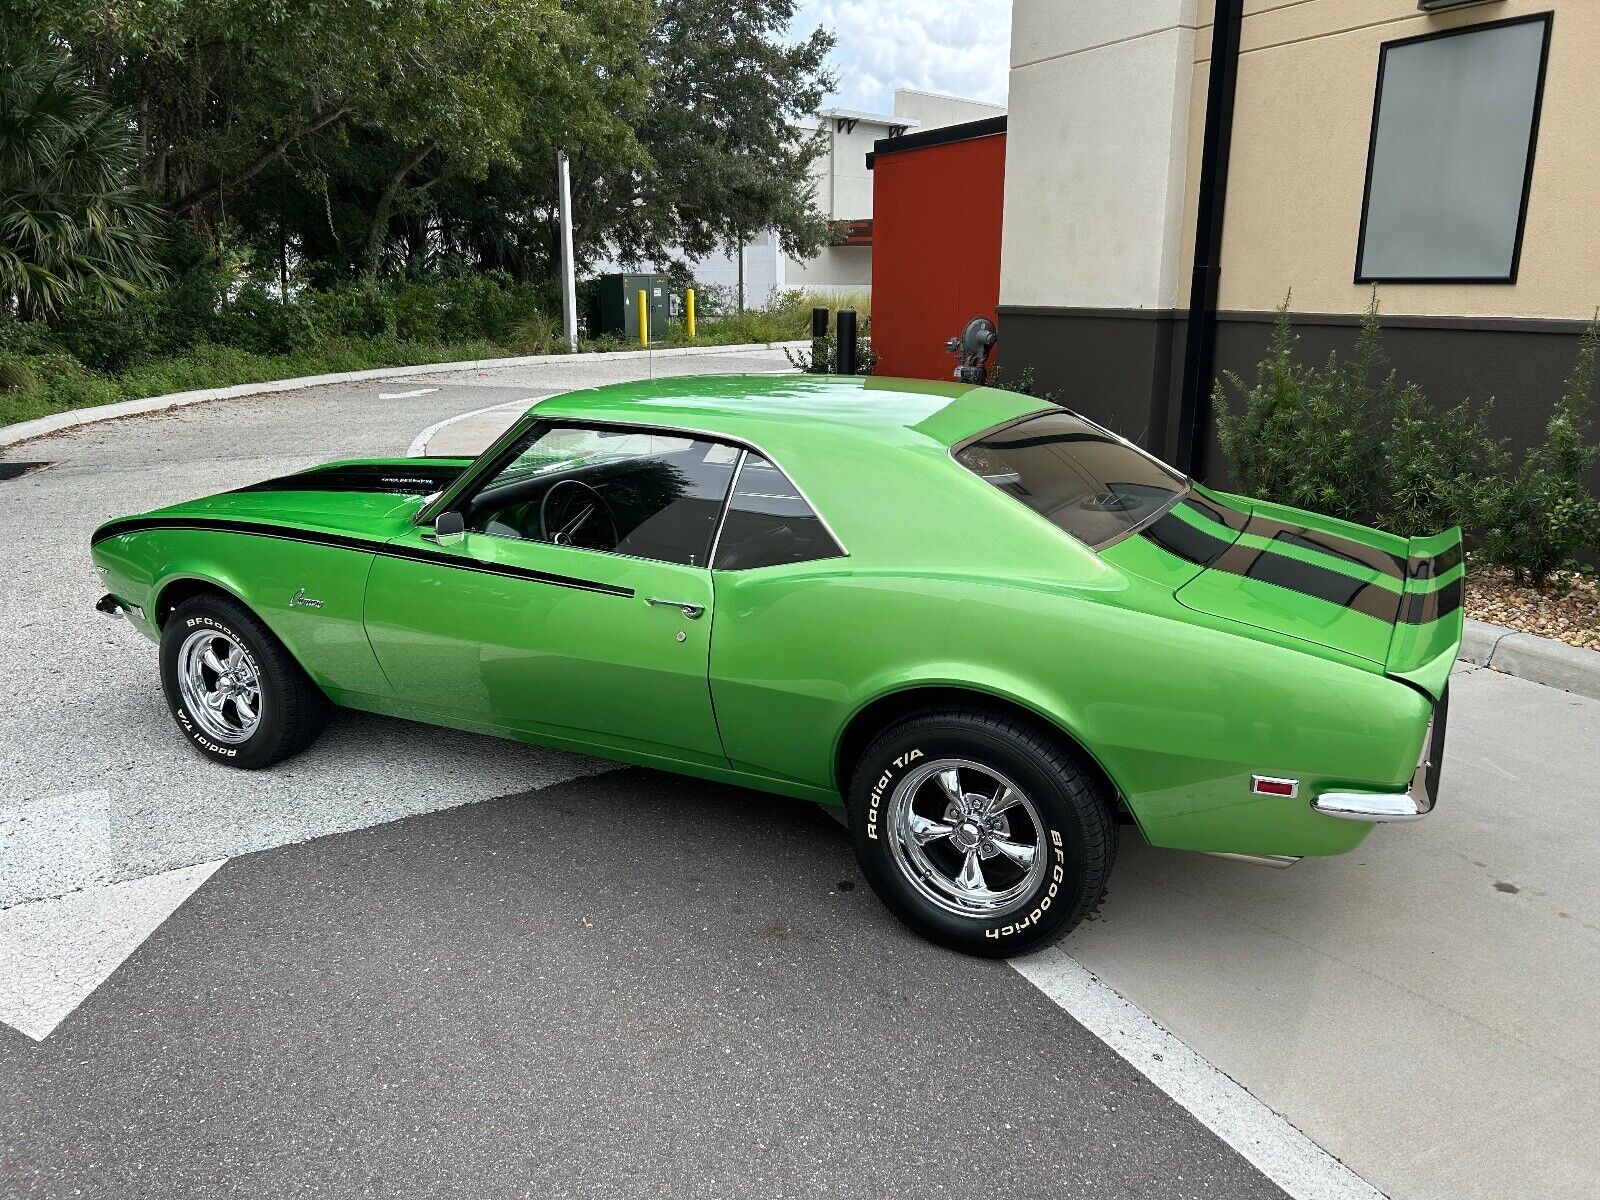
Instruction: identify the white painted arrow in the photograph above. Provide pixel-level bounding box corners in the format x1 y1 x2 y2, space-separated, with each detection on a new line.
0 859 224 1041
378 387 439 399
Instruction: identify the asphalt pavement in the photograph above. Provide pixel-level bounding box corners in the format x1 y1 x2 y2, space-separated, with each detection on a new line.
1 771 1287 1200
2 349 1597 1200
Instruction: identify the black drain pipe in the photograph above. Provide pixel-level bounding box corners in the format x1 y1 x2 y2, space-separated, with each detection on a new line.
1175 0 1245 478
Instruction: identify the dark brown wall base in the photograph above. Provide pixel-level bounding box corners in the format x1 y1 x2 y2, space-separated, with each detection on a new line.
997 305 1598 492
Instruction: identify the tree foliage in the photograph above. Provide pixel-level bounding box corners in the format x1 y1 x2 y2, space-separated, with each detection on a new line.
0 18 164 315
3 0 834 301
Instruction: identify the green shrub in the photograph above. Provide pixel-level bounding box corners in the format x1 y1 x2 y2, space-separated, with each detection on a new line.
0 356 39 393
1216 294 1504 534
1217 296 1600 589
510 309 566 356
1478 319 1600 586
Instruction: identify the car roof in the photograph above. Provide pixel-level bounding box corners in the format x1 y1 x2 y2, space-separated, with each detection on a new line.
529 374 1045 455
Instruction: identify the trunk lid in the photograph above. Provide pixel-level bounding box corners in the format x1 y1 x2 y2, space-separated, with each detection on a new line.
1124 487 1463 699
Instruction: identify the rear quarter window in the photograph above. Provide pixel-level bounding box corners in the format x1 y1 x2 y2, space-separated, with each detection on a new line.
713 454 844 570
955 412 1187 550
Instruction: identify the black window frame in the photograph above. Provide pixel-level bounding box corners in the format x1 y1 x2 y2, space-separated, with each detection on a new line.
418 416 848 571
1353 11 1554 287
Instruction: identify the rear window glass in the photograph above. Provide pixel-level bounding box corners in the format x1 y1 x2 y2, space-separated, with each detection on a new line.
713 454 844 570
955 412 1187 549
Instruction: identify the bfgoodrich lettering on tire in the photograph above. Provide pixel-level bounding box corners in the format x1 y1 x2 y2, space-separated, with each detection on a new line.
159 593 330 770
848 708 1116 957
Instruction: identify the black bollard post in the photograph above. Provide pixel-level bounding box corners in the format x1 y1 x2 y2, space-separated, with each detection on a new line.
836 308 858 376
810 306 830 375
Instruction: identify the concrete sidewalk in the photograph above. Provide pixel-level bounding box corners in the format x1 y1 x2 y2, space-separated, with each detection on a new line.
1065 663 1600 1200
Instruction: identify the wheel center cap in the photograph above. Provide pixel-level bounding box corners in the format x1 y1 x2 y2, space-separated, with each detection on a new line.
954 821 983 851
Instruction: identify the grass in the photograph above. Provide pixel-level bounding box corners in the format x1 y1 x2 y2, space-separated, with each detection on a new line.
0 293 852 430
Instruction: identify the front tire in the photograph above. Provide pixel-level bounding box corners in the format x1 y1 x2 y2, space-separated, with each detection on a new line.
159 594 330 769
848 708 1116 957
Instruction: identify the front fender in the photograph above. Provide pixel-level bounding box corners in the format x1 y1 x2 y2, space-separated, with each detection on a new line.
92 526 391 697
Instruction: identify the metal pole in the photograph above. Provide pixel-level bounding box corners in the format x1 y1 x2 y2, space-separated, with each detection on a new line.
638 289 650 347
1175 0 1244 478
686 288 697 340
556 152 579 353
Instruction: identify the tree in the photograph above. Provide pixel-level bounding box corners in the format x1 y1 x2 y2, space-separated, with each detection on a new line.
0 19 164 316
41 0 559 243
602 0 835 280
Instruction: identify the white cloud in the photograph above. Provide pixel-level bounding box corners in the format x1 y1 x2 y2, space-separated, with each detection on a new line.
791 0 1012 114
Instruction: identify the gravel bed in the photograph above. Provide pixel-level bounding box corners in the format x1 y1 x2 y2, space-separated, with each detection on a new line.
1465 567 1600 652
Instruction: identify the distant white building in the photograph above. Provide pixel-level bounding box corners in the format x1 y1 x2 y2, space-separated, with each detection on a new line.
598 87 1006 308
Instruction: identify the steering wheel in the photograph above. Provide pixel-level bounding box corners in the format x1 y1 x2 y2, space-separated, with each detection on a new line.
539 479 620 551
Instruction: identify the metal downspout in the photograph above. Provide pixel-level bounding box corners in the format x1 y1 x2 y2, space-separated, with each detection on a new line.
1175 0 1245 478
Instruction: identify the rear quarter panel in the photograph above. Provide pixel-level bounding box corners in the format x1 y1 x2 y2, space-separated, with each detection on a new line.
710 448 1431 858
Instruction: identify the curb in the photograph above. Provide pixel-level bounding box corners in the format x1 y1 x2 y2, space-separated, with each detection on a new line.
0 341 806 452
1460 617 1600 701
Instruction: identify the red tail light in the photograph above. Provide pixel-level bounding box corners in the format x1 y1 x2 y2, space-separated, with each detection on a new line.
1251 776 1299 797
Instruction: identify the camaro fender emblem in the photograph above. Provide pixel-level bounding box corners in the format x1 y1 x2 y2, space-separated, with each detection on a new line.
288 587 325 610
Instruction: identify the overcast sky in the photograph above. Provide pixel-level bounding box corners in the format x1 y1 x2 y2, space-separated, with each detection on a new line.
790 0 1013 115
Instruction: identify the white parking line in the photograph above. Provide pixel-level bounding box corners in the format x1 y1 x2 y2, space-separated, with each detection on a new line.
0 859 225 1041
1012 949 1387 1200
378 387 440 400
407 394 552 457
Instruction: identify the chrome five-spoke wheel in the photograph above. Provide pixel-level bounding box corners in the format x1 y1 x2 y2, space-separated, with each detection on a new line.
176 628 261 744
886 757 1048 918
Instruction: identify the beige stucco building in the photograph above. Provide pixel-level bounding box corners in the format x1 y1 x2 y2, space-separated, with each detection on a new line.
1000 1 1598 478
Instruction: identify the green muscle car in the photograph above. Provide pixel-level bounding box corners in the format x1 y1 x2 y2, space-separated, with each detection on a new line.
91 375 1462 955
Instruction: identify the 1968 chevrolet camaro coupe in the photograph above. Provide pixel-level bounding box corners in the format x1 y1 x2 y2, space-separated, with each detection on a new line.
91 375 1462 955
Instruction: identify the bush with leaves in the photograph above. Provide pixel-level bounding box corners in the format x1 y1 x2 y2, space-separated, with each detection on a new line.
1478 320 1600 586
1215 294 1506 536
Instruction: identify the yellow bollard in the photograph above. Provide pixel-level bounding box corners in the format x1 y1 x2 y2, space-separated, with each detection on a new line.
686 288 697 340
638 289 649 346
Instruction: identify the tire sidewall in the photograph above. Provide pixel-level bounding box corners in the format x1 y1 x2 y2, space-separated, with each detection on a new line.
850 721 1097 956
160 602 280 768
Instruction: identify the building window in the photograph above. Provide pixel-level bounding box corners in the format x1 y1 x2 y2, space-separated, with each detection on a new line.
1356 13 1552 284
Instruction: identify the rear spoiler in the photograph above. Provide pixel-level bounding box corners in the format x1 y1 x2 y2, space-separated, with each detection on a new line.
1385 527 1465 701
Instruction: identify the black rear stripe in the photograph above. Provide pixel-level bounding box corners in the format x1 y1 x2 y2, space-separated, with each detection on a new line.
1245 515 1407 579
1404 576 1464 624
1145 509 1233 566
1140 509 1459 627
90 517 632 598
1410 542 1462 580
1213 542 1402 623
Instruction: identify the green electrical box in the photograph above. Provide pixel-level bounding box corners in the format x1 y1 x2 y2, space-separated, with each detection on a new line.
591 273 675 341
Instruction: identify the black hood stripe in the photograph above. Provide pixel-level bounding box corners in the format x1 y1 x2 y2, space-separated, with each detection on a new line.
89 516 632 599
232 463 468 497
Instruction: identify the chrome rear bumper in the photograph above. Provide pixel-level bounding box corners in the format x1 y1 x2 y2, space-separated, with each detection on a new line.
1312 688 1448 823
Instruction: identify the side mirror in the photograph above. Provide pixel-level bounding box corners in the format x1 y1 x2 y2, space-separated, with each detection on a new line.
434 510 466 548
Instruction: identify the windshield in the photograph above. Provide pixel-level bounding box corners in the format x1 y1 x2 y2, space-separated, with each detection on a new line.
955 411 1188 550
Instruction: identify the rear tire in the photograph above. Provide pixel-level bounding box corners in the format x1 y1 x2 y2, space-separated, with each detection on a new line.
159 594 330 769
848 708 1116 957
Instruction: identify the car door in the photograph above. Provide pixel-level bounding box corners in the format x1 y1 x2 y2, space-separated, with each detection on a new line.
362 422 741 768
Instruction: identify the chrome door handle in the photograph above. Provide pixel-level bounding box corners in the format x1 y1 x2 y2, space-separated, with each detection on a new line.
646 597 705 619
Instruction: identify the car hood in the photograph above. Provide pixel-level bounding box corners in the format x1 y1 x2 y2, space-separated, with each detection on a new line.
93 457 474 545
1105 486 1463 699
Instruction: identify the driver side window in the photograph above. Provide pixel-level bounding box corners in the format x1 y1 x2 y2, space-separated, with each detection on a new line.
463 424 741 567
